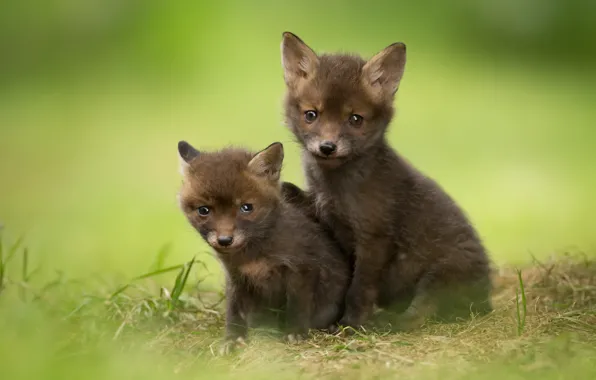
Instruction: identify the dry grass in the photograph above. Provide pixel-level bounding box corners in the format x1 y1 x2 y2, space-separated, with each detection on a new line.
2 231 596 379
108 252 596 378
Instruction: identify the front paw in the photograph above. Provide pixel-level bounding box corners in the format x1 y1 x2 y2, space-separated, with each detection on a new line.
339 308 367 329
392 312 426 332
326 323 340 334
218 336 247 356
337 316 364 335
284 333 306 344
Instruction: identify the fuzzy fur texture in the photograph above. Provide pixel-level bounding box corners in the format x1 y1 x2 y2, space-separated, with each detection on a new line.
280 32 492 330
177 141 350 343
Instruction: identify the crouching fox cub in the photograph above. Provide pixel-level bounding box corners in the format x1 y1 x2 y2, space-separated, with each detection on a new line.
177 141 350 350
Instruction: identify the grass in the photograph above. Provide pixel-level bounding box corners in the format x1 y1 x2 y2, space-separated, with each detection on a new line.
1 230 596 379
515 269 527 336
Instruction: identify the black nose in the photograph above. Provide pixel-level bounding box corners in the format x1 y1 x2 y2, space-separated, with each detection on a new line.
319 141 337 156
217 236 234 247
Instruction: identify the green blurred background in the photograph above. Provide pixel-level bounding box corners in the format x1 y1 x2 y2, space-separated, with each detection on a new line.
2 1 596 379
1 0 596 283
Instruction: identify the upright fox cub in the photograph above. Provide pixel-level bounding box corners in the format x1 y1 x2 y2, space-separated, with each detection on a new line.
177 141 350 347
280 32 492 330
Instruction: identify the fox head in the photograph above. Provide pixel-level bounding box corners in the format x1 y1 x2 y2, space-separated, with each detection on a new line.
281 32 406 167
177 141 284 254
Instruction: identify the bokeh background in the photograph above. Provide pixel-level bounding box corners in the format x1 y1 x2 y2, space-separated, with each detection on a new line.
1 0 595 285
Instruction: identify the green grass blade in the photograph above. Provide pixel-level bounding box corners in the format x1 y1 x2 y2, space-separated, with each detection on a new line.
110 284 131 299
6 234 25 265
24 265 41 282
168 266 186 310
515 288 521 335
32 275 65 302
64 297 95 320
0 229 4 293
110 264 185 300
515 269 527 335
150 242 172 271
517 269 527 332
132 264 185 281
178 257 196 295
18 248 29 301
22 247 28 281
169 256 195 309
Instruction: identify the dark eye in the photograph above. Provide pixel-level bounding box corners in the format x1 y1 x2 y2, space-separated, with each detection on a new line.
197 206 210 216
304 110 318 123
349 114 363 126
240 204 254 213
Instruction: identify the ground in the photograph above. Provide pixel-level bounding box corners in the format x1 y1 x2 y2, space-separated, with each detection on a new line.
2 236 595 380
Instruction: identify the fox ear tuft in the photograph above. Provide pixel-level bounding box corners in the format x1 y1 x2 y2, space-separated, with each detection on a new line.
281 32 319 88
248 142 284 182
362 42 406 100
178 140 200 174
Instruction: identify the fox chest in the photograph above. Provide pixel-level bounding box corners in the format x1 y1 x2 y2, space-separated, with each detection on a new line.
238 260 286 298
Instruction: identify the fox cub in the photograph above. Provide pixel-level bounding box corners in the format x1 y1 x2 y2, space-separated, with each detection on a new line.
177 141 350 348
280 32 492 330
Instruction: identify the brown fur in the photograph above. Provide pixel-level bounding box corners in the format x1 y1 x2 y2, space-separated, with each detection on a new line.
177 141 350 342
280 32 493 330
239 259 276 282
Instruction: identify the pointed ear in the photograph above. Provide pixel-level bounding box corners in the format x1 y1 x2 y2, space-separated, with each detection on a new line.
281 32 319 88
177 140 200 174
362 42 406 100
247 142 284 182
